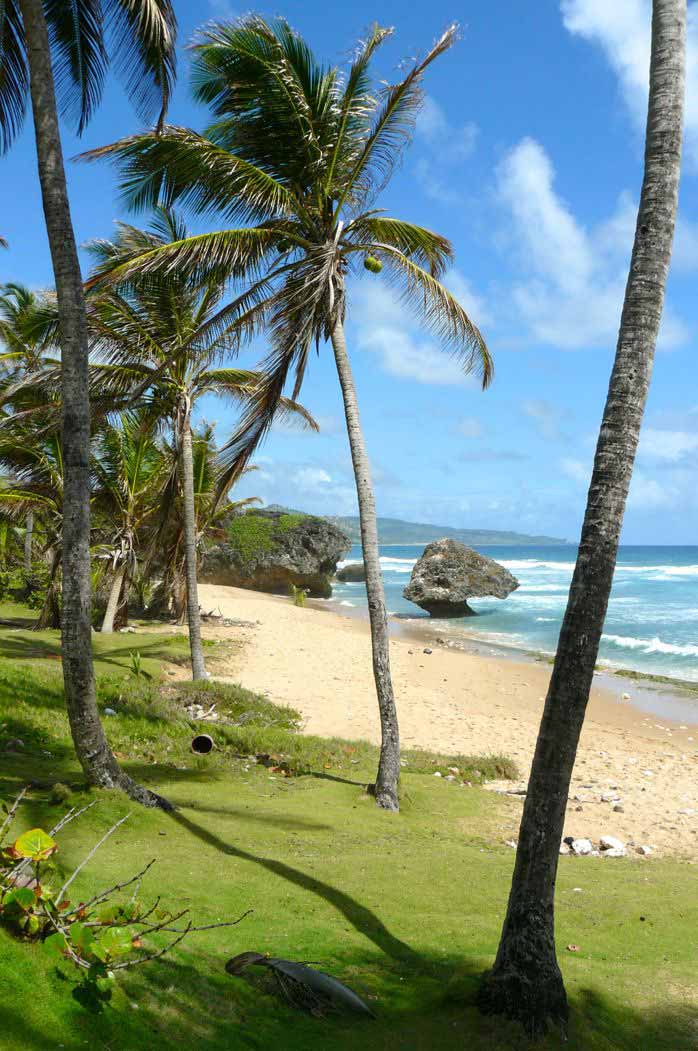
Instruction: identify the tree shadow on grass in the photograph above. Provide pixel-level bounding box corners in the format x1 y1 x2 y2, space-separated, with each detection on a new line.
168 809 419 965
166 799 333 832
0 631 187 672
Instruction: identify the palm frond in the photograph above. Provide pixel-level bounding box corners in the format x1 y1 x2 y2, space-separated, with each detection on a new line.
376 248 492 387
80 125 298 222
191 16 330 188
44 0 108 133
105 0 176 128
346 216 453 277
0 0 28 153
85 226 278 290
324 24 392 196
336 24 458 212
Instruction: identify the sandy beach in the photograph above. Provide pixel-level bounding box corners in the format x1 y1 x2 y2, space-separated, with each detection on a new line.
198 583 698 860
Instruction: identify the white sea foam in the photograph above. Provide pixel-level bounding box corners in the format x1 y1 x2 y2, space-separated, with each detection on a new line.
500 560 576 572
339 601 355 607
615 564 698 576
518 584 566 593
602 634 698 658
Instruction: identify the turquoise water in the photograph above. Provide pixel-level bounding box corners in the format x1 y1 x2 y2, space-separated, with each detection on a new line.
332 545 698 683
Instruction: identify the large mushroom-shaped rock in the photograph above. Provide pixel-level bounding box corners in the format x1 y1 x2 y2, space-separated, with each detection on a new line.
403 539 519 617
200 510 350 599
336 562 366 582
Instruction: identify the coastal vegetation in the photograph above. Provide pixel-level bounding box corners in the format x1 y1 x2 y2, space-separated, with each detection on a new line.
84 16 493 811
0 1 691 1047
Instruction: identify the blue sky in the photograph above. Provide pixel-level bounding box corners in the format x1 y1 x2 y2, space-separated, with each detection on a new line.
2 0 697 543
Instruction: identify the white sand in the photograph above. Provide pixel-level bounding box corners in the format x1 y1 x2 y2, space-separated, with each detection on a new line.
196 583 698 858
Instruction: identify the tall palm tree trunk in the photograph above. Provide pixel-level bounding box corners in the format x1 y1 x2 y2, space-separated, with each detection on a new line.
331 315 400 811
178 405 207 680
101 563 127 634
478 0 685 1035
19 0 170 810
23 511 34 575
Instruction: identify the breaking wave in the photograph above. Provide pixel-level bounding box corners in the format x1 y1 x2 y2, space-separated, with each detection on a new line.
602 634 698 658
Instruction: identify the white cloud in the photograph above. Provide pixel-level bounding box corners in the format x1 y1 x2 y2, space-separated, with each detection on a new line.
560 0 698 169
352 280 477 386
627 471 675 510
414 158 464 205
639 428 698 462
495 138 688 349
416 97 479 159
414 97 478 205
559 453 695 517
498 138 594 296
293 467 332 488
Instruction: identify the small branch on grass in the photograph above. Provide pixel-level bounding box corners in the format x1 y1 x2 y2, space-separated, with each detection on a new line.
49 799 98 838
72 859 157 914
112 921 194 970
57 813 131 904
145 909 254 934
0 787 28 844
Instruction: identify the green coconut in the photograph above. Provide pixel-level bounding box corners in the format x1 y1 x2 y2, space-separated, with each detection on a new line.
363 255 383 273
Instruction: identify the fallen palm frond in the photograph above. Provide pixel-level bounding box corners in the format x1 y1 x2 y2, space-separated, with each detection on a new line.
225 951 375 1017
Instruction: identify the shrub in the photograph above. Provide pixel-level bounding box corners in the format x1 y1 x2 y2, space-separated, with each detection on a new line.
0 790 248 1009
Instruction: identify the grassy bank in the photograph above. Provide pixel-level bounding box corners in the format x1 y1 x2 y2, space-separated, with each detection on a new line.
0 609 696 1050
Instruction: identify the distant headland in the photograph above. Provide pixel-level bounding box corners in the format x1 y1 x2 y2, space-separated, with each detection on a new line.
264 507 566 546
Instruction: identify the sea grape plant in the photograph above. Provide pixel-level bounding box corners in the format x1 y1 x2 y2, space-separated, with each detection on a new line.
0 788 249 1005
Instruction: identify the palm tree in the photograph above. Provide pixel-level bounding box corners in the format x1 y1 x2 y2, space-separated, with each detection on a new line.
83 209 316 677
477 0 686 1036
0 428 66 628
92 412 168 633
84 16 492 810
148 422 259 622
0 0 176 807
0 282 55 573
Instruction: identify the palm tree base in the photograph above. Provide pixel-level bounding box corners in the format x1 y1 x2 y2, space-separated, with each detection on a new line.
477 961 568 1039
373 784 399 811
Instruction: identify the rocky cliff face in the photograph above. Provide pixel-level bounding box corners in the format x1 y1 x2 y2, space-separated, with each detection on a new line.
403 539 519 617
200 510 351 598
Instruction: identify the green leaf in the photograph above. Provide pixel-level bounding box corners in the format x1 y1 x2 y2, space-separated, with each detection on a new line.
93 926 133 962
25 913 40 937
70 921 96 957
96 903 120 924
44 932 68 957
3 886 36 911
13 828 57 861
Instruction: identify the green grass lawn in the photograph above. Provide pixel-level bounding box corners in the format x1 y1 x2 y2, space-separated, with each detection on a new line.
0 608 696 1050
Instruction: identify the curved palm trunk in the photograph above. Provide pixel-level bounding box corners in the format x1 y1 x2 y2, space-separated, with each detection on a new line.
179 409 207 680
101 563 127 633
19 0 170 810
330 316 400 811
478 0 685 1035
23 511 34 575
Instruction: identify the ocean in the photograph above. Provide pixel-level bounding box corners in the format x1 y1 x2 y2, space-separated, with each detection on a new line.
332 544 698 683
